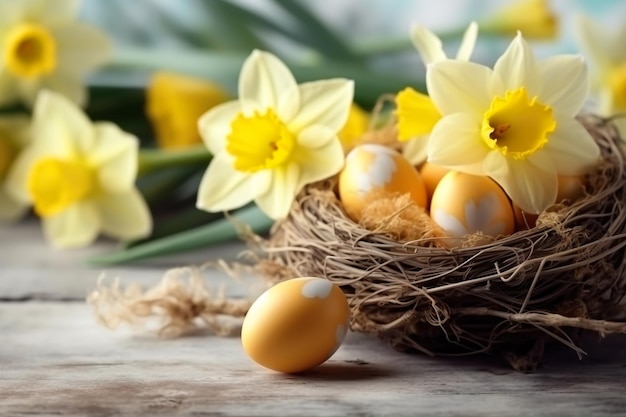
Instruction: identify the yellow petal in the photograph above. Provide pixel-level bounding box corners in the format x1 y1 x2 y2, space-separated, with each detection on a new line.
196 151 270 213
395 87 441 140
239 50 298 112
427 60 494 116
255 162 300 220
337 103 369 150
198 100 242 155
480 0 557 40
287 79 354 134
410 25 446 65
427 113 488 175
90 122 139 193
537 55 588 116
95 189 152 240
493 33 541 95
42 201 100 248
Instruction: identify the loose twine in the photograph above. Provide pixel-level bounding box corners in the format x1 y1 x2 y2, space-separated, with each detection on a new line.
88 114 626 371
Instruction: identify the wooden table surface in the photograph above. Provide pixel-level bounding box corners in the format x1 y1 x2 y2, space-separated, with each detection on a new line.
2 221 626 417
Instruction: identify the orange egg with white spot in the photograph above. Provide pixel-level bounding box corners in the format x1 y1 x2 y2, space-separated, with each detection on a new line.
338 144 427 221
241 277 350 373
430 171 515 245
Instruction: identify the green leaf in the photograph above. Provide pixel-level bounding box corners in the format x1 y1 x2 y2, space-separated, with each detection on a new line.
87 205 273 266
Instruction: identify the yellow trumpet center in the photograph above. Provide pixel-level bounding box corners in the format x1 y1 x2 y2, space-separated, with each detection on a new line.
226 108 295 173
610 62 626 110
27 157 95 218
4 23 57 78
481 87 556 160
0 138 16 180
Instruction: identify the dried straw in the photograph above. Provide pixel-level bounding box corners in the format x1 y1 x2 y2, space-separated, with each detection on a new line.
255 114 626 371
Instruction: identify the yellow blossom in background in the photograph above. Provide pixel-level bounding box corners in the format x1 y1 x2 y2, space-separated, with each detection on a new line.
426 33 599 214
5 90 152 248
146 71 230 149
396 22 478 165
575 15 626 136
196 50 353 220
0 0 110 107
479 0 557 40
0 115 30 221
337 103 369 151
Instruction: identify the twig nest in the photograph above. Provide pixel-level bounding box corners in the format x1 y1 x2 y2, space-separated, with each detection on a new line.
256 115 626 371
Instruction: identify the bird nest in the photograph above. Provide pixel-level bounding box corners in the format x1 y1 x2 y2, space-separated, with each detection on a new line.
255 114 626 371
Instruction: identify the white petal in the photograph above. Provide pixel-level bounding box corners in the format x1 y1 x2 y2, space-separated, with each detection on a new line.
534 117 600 175
427 113 489 175
0 188 28 221
255 162 300 220
402 135 429 165
16 78 43 108
50 22 111 78
95 188 152 240
297 124 336 149
198 100 241 156
4 145 48 203
455 21 478 61
427 60 493 117
293 135 344 190
42 201 100 248
492 159 557 214
32 90 94 154
574 14 619 69
196 152 270 212
493 33 541 95
287 79 354 134
39 73 87 107
538 55 588 116
410 25 446 65
90 122 139 193
28 0 79 22
239 50 298 110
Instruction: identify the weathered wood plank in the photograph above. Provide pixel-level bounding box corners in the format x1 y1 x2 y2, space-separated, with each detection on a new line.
1 302 626 417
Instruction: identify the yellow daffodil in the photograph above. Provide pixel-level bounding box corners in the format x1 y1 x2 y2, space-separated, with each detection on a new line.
426 33 600 214
0 115 30 221
5 90 151 248
196 50 353 220
480 0 557 40
0 0 110 107
146 71 230 149
575 15 626 135
338 103 369 151
396 22 478 165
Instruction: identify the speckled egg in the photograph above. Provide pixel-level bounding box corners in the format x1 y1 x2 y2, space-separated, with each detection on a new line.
241 277 350 374
430 171 515 242
338 144 427 221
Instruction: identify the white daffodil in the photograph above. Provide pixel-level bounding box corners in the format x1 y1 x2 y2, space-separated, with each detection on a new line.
575 15 626 136
0 0 110 107
396 22 478 165
5 90 152 248
0 115 30 221
196 50 353 220
426 33 600 214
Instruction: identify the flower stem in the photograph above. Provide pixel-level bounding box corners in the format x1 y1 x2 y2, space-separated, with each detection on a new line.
138 145 212 175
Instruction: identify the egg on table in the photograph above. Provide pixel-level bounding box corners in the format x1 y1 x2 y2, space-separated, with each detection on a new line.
430 171 515 244
241 277 350 374
338 144 427 221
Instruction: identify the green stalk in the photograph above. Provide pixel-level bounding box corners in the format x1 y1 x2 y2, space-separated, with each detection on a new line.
87 205 273 266
138 145 212 175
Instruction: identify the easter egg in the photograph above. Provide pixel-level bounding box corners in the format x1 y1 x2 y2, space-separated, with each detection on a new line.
419 161 450 202
338 144 427 221
430 171 515 242
241 277 350 373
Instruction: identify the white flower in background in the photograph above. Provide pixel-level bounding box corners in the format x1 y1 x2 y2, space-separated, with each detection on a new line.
396 22 478 165
426 33 600 214
5 90 152 248
575 15 626 136
0 0 110 107
0 115 30 221
196 50 353 220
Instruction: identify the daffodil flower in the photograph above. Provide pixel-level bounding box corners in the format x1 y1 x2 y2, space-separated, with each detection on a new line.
146 71 230 149
426 33 600 214
0 115 30 221
0 0 110 107
338 103 370 151
5 90 152 248
396 22 478 165
196 50 353 220
575 15 626 136
480 0 557 40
